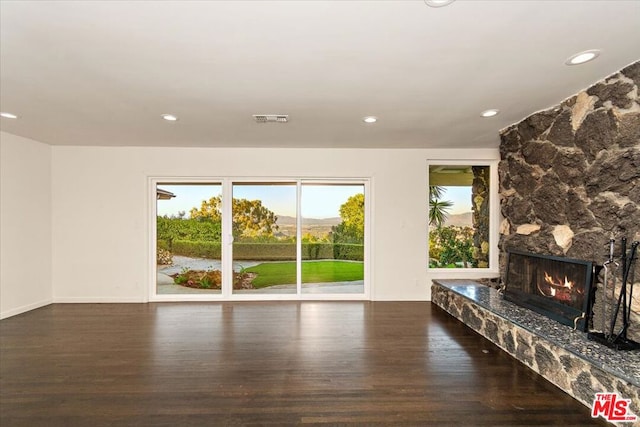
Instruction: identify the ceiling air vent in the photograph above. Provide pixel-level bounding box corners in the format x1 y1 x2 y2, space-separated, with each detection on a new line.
253 114 288 123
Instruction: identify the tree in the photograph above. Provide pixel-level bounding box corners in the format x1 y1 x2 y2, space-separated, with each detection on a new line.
333 193 365 244
190 197 222 222
429 186 453 228
188 196 279 240
429 226 474 268
429 185 446 200
231 198 279 239
157 216 222 249
157 216 185 250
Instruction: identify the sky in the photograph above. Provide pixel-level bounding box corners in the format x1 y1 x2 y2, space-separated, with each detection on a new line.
157 184 221 218
441 186 472 215
156 183 365 219
157 183 471 218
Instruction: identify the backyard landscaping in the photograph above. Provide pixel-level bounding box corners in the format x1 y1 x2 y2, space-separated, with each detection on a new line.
168 259 364 290
245 260 364 288
158 189 365 291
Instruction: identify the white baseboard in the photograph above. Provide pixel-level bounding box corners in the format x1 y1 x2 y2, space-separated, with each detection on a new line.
0 298 53 320
52 297 144 303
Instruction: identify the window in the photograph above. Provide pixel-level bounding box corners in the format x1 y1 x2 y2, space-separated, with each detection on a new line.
153 179 368 299
428 164 492 269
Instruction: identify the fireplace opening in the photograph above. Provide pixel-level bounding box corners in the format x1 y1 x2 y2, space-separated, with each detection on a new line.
504 250 594 331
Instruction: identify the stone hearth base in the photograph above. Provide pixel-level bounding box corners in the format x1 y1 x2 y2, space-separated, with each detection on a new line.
432 279 640 427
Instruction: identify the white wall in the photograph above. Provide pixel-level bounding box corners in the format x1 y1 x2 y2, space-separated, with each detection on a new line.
0 132 52 318
51 145 499 302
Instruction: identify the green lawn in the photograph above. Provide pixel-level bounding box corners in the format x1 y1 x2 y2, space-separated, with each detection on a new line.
244 260 364 288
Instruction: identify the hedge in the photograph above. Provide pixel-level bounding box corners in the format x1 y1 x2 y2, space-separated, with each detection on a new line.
170 240 363 261
172 240 222 259
234 243 296 261
157 239 170 251
333 243 364 261
303 243 334 260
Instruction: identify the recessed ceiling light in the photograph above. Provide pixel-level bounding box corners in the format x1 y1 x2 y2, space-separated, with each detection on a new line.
565 50 600 66
480 109 500 118
161 114 178 121
424 0 456 7
0 112 19 119
363 116 378 124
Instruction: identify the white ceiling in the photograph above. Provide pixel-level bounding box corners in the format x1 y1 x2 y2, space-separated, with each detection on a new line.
1 0 639 149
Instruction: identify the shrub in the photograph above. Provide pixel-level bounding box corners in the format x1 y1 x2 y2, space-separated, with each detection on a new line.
157 239 170 251
171 268 253 290
157 216 221 250
172 268 222 289
333 243 364 261
303 243 334 260
429 226 474 268
233 243 296 260
172 240 222 258
170 240 364 261
157 248 173 265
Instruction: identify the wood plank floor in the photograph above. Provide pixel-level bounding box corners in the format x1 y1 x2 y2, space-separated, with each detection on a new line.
0 302 607 426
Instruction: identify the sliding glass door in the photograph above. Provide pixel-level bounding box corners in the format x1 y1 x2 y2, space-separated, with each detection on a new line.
155 183 223 295
153 179 367 299
301 184 365 294
231 182 297 295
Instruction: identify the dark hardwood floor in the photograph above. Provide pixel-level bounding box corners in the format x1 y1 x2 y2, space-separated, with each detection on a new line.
0 302 607 426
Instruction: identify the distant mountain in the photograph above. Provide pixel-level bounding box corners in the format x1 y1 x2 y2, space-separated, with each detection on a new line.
444 212 472 227
277 216 341 226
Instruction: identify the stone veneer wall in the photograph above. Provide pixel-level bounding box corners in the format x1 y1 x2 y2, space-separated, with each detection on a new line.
472 166 491 268
499 60 640 342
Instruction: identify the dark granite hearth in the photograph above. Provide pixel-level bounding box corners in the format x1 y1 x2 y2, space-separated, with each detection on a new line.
432 279 640 427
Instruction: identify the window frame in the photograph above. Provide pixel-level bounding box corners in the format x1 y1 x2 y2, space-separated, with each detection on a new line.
426 160 499 274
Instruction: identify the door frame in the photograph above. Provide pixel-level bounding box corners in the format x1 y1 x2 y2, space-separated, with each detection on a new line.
148 176 372 302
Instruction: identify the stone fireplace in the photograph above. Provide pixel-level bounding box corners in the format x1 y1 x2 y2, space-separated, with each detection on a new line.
498 60 640 343
432 60 640 424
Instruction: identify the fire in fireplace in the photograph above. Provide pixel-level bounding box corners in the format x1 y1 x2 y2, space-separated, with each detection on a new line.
503 250 594 331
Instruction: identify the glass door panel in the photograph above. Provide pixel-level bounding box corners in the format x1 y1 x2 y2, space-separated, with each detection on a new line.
156 183 223 295
301 184 365 294
231 183 297 295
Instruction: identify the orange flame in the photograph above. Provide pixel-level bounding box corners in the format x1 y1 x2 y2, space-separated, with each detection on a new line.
544 272 573 289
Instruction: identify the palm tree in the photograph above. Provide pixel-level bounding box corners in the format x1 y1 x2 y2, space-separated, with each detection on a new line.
429 185 446 200
429 186 453 227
